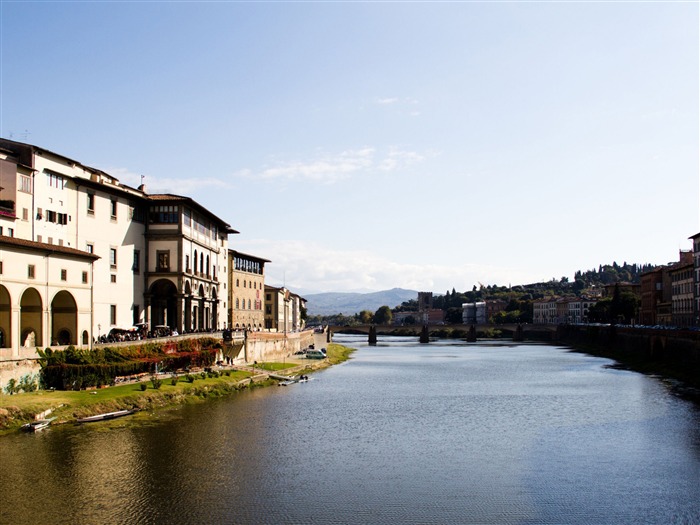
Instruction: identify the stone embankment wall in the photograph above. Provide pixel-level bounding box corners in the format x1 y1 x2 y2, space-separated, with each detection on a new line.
244 330 316 363
552 324 700 377
0 329 319 390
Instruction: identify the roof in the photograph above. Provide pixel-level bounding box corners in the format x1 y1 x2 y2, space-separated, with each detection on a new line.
228 249 271 263
0 236 100 260
148 193 239 234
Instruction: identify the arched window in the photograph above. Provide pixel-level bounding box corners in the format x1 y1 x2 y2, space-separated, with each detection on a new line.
194 250 198 274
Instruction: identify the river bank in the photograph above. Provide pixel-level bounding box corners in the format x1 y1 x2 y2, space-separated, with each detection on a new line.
0 343 355 434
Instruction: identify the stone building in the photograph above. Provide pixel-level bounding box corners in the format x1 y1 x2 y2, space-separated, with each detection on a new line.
228 250 269 330
0 138 235 357
264 285 306 332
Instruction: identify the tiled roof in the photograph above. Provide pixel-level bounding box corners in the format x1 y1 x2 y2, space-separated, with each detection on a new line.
0 236 100 260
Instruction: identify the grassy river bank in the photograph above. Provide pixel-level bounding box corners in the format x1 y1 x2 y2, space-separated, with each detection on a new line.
0 343 355 435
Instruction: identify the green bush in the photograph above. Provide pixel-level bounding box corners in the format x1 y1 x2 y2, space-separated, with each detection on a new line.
140 382 148 391
170 375 179 386
185 374 196 383
200 372 207 380
151 376 163 390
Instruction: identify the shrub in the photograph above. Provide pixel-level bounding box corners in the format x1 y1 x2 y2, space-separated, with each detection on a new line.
200 372 207 380
140 382 148 391
170 375 179 386
151 376 163 390
4 378 17 395
185 374 196 383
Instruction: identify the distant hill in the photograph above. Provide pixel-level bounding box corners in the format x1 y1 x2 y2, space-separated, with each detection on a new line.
305 288 418 316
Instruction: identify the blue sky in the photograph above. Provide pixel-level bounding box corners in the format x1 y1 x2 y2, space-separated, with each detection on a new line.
2 1 698 294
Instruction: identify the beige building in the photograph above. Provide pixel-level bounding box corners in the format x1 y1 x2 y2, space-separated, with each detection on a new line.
0 138 235 358
228 250 269 330
264 285 306 332
0 236 98 357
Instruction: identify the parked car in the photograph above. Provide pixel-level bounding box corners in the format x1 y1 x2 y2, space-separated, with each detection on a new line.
306 349 326 359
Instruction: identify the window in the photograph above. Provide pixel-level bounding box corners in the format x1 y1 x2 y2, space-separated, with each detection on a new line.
149 205 178 224
185 255 190 273
110 199 117 218
0 261 3 274
87 193 95 213
19 174 32 193
110 305 117 325
110 247 117 268
133 250 140 273
7 228 12 237
110 274 117 283
60 269 67 281
46 171 66 189
37 235 42 243
82 271 88 284
130 202 145 223
157 251 170 272
28 265 35 279
22 208 28 221
86 243 94 254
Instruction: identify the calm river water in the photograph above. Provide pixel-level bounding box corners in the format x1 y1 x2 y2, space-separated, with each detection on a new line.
2 336 700 524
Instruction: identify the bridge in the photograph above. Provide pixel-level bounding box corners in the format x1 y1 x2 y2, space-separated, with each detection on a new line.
327 324 558 344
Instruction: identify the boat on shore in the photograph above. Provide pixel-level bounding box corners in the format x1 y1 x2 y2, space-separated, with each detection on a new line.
76 409 135 424
21 417 56 432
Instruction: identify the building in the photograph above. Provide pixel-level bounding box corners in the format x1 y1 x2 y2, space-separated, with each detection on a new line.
0 236 99 355
533 297 558 324
690 232 700 326
0 138 236 357
462 302 486 325
264 286 306 332
228 250 269 330
640 251 693 327
486 299 507 322
670 260 694 328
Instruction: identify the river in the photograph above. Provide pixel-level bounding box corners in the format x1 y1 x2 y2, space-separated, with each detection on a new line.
1 335 699 524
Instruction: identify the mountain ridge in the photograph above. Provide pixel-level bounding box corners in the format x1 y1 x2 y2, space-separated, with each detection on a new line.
304 288 418 316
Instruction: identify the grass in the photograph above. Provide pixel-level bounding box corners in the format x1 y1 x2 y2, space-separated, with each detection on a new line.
0 343 356 434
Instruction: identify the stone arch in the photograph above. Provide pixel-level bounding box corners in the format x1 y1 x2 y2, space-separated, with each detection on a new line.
211 287 218 331
197 284 206 331
184 280 192 332
51 290 77 345
150 279 178 330
20 287 43 348
0 285 10 348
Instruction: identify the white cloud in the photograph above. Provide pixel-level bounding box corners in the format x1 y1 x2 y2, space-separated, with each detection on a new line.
233 239 533 295
236 146 426 184
376 97 400 105
104 167 233 195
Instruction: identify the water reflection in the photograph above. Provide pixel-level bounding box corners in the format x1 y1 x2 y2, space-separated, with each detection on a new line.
1 336 699 524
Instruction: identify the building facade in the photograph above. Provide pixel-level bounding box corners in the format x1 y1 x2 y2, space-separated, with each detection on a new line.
228 250 269 330
264 286 306 332
0 236 99 356
0 139 235 355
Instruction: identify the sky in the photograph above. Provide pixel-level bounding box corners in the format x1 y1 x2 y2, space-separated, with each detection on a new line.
1 1 698 295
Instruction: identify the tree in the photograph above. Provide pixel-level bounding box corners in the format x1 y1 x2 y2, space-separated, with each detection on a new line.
373 305 393 325
358 310 374 324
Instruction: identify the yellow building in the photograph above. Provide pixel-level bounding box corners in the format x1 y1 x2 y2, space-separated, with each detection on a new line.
228 250 269 330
